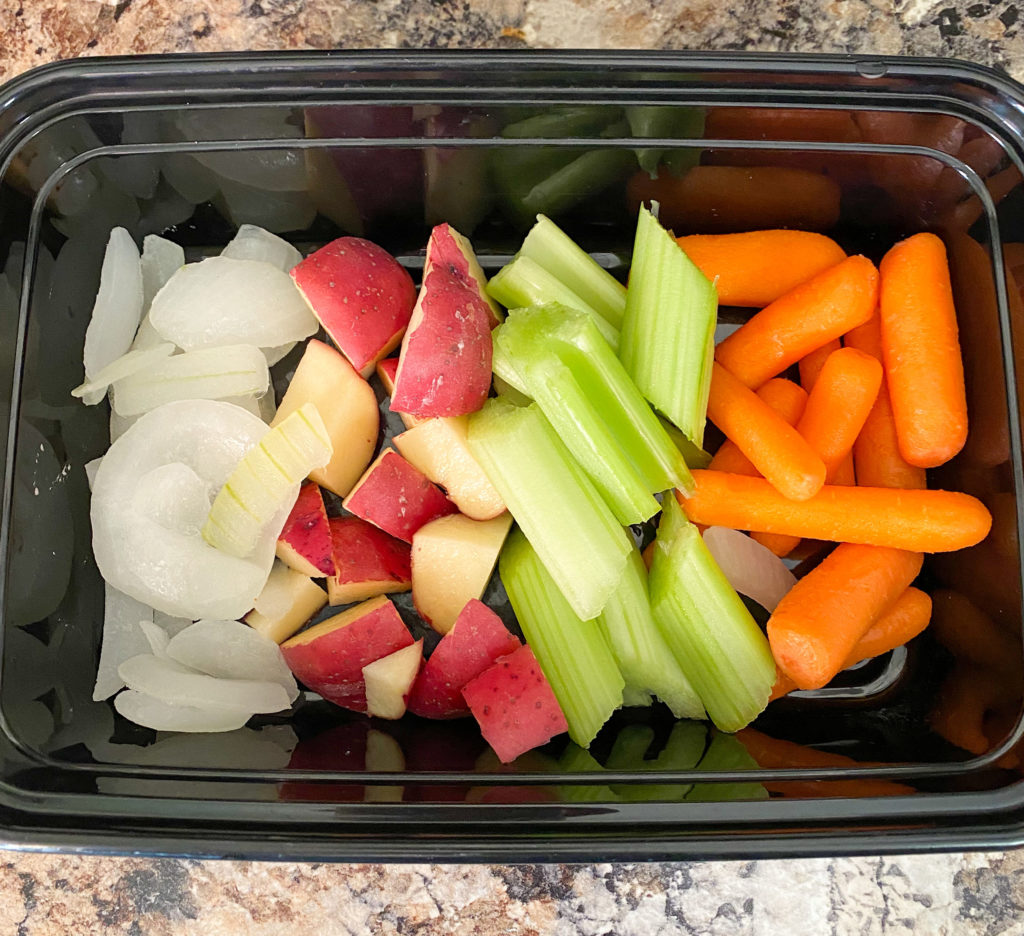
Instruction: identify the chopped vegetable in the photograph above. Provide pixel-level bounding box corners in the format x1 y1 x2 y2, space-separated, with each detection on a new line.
702 527 797 612
715 254 878 389
648 496 776 733
677 230 846 308
767 544 924 690
797 337 841 392
879 232 968 468
469 398 632 620
72 342 175 403
221 223 303 272
680 471 992 553
620 205 718 447
140 233 185 313
597 549 705 719
499 529 624 747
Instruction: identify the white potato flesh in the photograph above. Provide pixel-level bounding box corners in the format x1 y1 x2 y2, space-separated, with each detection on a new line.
90 399 290 620
149 257 317 351
221 225 303 272
114 690 253 733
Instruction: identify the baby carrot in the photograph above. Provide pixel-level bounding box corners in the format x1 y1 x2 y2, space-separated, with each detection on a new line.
707 363 826 502
798 338 841 392
796 347 883 483
676 231 846 308
844 315 927 489
678 471 992 553
767 543 923 690
715 255 879 389
879 232 968 468
770 586 932 699
930 589 1022 677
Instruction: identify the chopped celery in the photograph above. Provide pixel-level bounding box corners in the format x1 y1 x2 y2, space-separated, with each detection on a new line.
598 549 705 719
685 731 769 802
648 496 776 733
519 214 627 329
497 304 693 510
625 105 706 178
558 743 618 802
660 416 713 469
492 372 532 406
620 205 718 447
486 257 621 350
606 721 707 801
490 324 530 396
500 107 622 140
622 687 653 708
469 399 631 620
499 529 625 747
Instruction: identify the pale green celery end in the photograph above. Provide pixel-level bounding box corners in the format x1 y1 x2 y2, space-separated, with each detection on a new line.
490 328 530 396
492 373 532 406
620 206 718 448
685 733 769 802
659 416 712 470
469 399 631 621
523 357 659 525
597 549 705 720
649 498 776 733
499 530 624 747
520 214 627 329
621 687 653 707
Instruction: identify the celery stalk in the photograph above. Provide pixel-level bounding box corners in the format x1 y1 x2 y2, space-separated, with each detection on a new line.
620 205 718 447
598 549 705 719
622 687 653 708
685 731 769 802
469 399 631 620
497 304 693 500
519 214 627 329
490 325 530 396
499 529 625 746
625 105 706 178
660 416 713 469
486 256 621 350
648 496 776 733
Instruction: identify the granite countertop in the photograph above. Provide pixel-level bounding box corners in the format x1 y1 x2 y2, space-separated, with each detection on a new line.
3 1 1024 933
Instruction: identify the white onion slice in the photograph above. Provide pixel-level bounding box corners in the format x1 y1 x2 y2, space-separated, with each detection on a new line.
129 314 166 352
114 689 253 733
133 462 211 536
72 342 175 402
84 457 102 490
263 342 296 367
149 257 317 351
221 224 303 272
166 619 298 703
111 344 269 417
153 611 192 637
140 234 184 312
118 654 291 713
93 584 154 701
702 526 797 612
138 619 170 657
82 227 144 400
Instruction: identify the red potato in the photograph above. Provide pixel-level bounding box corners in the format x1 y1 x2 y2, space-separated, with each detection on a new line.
280 595 413 713
272 339 379 497
363 640 424 720
425 223 502 327
244 562 329 644
390 225 498 417
291 237 417 378
394 416 506 521
411 512 514 635
342 448 457 543
462 645 568 764
376 356 422 429
407 599 522 719
327 516 412 606
276 481 335 578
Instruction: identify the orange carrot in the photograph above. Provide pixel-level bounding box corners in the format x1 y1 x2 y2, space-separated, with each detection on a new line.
676 231 846 308
627 166 841 234
678 471 992 553
843 315 927 489
770 586 932 699
715 255 879 389
879 232 968 468
798 338 841 392
767 544 923 690
795 347 883 483
930 589 1022 677
931 663 1011 756
707 363 826 502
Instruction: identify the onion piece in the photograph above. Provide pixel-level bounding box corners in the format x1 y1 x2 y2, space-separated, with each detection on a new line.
82 227 144 402
221 224 303 272
71 342 175 402
138 620 170 657
114 690 253 733
702 526 797 613
118 653 291 713
111 344 269 417
93 584 154 701
263 342 296 366
140 234 185 312
149 256 317 351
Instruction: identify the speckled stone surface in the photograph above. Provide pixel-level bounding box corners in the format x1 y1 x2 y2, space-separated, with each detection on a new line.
3 2 1024 933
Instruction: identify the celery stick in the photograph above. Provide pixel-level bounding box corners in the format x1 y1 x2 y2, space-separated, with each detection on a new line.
620 205 718 447
486 257 620 350
598 549 705 719
519 214 627 330
660 416 713 469
499 529 625 746
558 743 618 802
500 107 622 140
626 105 706 178
685 731 769 802
608 721 707 801
469 399 631 620
648 496 776 733
492 372 532 406
490 324 530 396
622 687 653 707
498 304 692 498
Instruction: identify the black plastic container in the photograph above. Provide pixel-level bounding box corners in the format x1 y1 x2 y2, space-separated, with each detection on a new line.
2 50 1024 860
